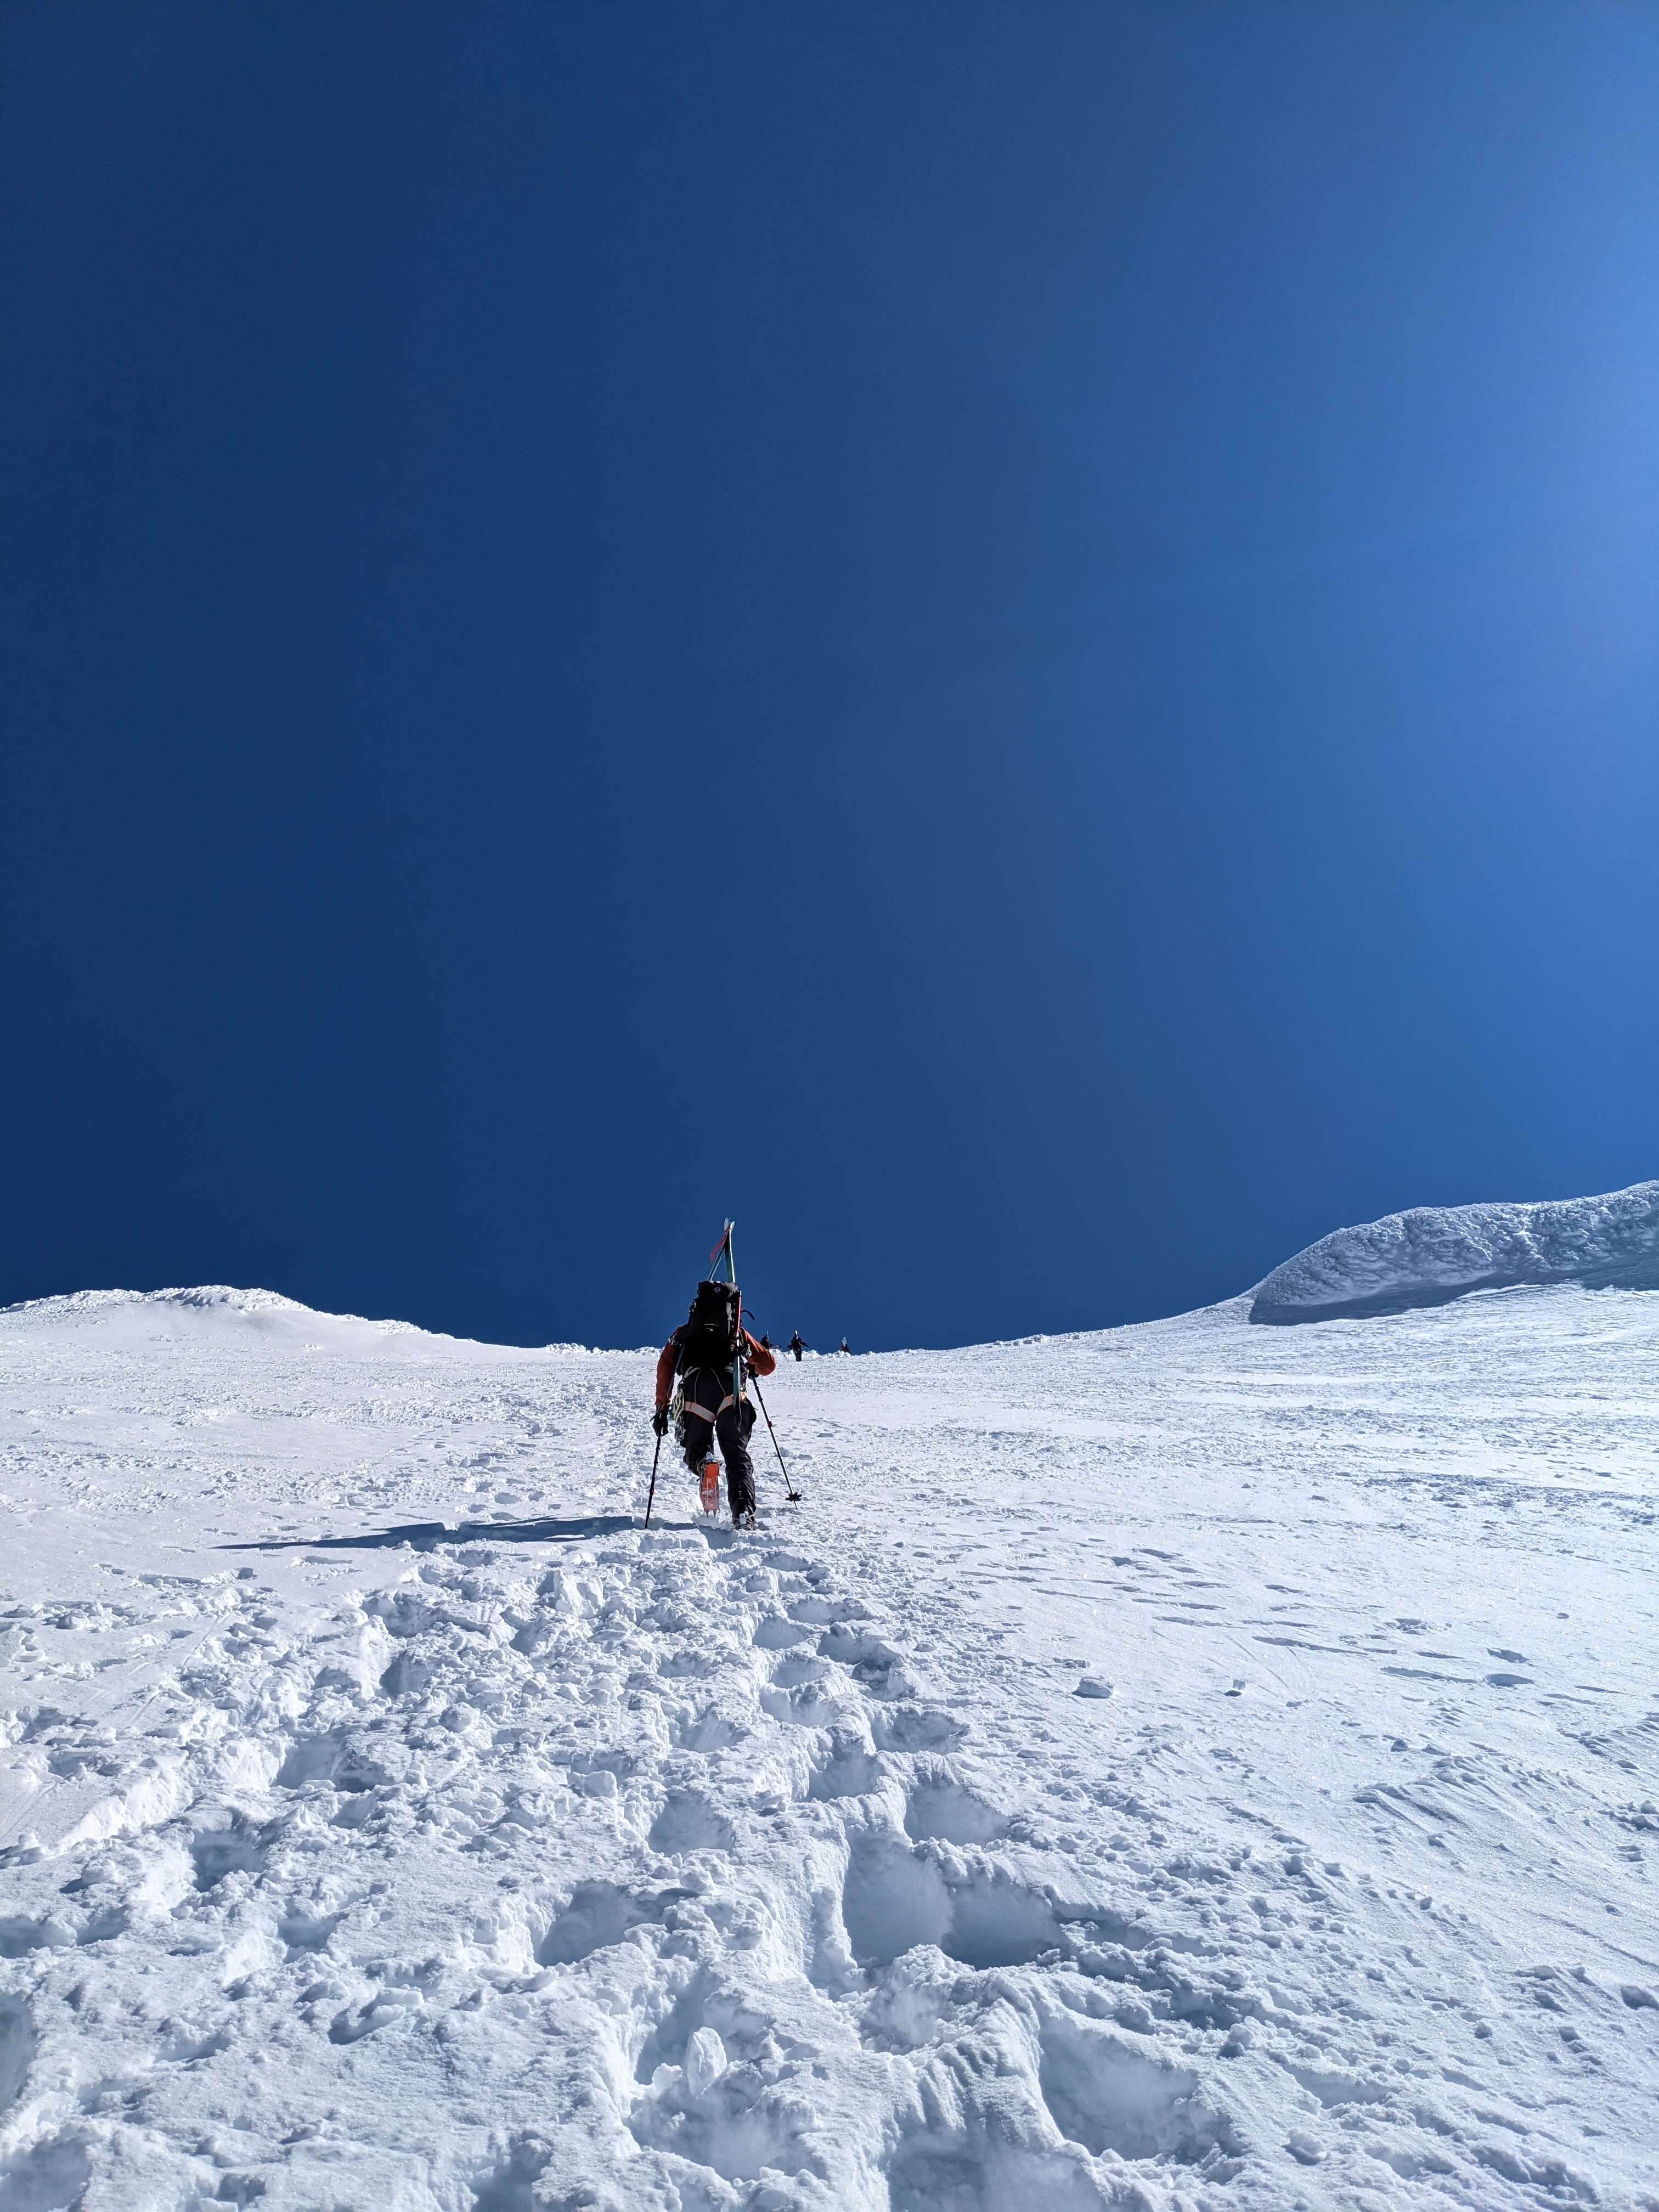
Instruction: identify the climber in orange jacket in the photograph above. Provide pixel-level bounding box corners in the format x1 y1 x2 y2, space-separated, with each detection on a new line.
653 1297 775 1525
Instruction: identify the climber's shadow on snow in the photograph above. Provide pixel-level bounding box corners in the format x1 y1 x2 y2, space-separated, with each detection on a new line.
222 1514 649 1555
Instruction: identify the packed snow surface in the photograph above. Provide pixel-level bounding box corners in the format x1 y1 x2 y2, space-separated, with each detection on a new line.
4 1276 1659 2210
1250 1180 1659 1324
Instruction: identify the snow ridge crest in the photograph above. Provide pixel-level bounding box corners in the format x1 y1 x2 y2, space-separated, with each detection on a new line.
0 1285 434 1343
1250 1178 1659 1324
2 1285 311 1322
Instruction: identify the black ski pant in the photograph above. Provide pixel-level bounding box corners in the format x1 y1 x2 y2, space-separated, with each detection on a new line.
679 1368 757 1519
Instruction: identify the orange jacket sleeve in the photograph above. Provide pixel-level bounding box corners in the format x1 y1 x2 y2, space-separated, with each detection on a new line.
654 1335 680 1409
742 1329 776 1378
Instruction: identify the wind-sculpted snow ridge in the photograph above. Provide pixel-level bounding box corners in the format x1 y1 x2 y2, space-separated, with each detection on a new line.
1249 1177 1659 1324
0 1285 442 1348
1 1286 309 1322
4 1284 1659 2207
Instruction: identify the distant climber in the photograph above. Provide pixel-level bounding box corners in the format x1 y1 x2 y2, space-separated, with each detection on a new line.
788 1331 804 1362
839 1336 851 1356
653 1276 776 1525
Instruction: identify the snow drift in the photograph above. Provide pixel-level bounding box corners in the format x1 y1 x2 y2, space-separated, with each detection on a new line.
1249 1177 1659 1323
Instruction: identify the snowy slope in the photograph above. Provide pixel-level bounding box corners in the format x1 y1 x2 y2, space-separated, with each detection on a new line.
1250 1180 1659 1323
3 1275 1659 2210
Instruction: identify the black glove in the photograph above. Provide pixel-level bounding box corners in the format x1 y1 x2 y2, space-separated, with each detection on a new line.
651 1406 669 1437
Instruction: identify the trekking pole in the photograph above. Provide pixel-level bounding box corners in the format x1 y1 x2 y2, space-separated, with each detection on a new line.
749 1375 801 1503
644 1429 663 1527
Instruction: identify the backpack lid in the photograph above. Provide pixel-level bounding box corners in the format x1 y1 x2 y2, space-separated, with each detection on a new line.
677 1277 743 1371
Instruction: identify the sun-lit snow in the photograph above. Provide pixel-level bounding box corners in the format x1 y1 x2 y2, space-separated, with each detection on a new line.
3 1248 1659 2208
1250 1178 1659 1323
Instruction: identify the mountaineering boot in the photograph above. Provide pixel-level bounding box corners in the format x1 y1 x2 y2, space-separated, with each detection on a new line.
699 1462 720 1515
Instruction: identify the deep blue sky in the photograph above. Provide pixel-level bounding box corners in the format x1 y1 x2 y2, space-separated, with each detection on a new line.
4 3 1656 1351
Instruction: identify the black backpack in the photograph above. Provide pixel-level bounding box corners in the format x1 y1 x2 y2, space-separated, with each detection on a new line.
676 1279 741 1373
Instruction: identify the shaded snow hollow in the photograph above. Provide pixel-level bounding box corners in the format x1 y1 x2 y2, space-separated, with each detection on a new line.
1249 1177 1659 1324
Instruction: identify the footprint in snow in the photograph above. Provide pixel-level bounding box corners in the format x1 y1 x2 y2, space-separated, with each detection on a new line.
648 1791 736 1855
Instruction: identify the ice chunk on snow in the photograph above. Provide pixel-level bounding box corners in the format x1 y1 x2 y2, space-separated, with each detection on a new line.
1249 1179 1659 1324
684 2026 726 2097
